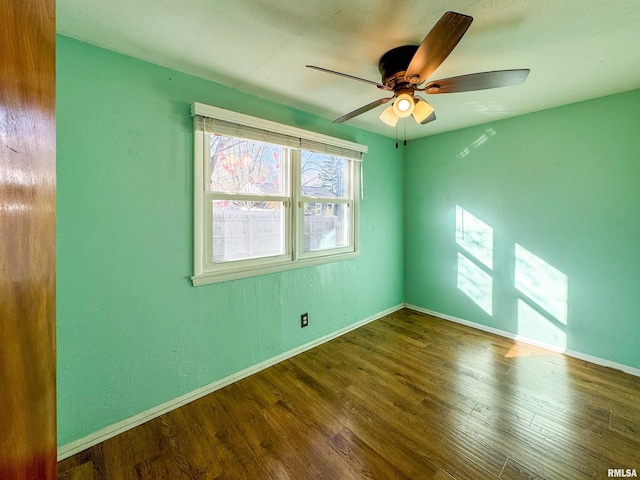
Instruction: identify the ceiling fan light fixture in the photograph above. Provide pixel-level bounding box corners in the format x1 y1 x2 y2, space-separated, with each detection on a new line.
379 105 399 127
412 98 434 124
393 93 415 118
307 12 529 129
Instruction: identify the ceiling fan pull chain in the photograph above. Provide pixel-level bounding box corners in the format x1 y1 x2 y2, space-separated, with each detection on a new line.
395 123 399 149
404 119 407 146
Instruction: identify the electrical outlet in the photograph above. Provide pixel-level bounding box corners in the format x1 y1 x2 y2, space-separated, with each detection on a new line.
301 313 309 328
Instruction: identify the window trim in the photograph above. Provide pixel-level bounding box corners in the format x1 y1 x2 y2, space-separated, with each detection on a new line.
191 103 366 286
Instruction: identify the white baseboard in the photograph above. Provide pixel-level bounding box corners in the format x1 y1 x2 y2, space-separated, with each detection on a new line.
57 303 405 461
405 304 640 378
59 302 638 461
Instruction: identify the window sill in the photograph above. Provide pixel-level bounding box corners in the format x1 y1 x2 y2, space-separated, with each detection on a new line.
192 251 360 286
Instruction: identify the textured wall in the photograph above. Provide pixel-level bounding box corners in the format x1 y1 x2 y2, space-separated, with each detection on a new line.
57 33 640 447
56 36 405 445
405 89 640 370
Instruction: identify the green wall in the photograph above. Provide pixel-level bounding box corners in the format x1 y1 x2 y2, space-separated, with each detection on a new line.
57 33 640 448
405 89 640 370
56 36 405 446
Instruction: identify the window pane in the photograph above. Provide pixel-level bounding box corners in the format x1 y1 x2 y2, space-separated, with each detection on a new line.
210 136 284 195
300 151 347 198
212 200 285 263
303 203 350 252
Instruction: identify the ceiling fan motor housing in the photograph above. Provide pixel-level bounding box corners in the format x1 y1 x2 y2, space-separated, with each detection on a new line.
378 45 419 87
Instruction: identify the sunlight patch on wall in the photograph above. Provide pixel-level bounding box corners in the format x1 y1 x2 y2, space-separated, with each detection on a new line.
456 205 493 269
514 244 568 353
453 209 569 354
517 299 567 350
457 252 493 315
458 128 497 158
514 244 568 324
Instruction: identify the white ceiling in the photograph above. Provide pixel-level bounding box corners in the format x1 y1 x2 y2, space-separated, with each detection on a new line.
57 0 640 139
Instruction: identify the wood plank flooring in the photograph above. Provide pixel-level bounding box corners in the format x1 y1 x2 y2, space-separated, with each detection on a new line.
58 309 640 479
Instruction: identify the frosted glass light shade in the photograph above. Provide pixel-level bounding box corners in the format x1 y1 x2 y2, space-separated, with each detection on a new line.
412 99 435 124
379 105 399 127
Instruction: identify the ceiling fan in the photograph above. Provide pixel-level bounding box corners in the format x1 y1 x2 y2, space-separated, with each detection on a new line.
307 11 530 127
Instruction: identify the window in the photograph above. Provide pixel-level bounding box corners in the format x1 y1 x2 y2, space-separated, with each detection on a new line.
192 103 366 285
300 152 351 254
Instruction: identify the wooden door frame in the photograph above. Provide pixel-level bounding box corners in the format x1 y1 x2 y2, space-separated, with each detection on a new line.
0 0 57 478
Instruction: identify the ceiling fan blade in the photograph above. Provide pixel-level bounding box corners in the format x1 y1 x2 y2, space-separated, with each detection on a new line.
424 69 530 94
306 65 392 91
405 11 473 85
333 97 394 123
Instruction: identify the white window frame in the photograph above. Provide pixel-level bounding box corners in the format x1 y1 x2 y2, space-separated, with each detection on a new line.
191 103 366 286
295 150 356 260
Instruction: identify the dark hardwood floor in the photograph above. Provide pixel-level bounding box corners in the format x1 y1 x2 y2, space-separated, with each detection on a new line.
58 309 640 479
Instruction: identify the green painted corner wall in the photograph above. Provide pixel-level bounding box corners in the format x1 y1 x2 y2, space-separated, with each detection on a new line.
56 36 405 446
57 32 640 448
404 88 640 370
